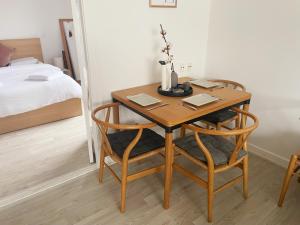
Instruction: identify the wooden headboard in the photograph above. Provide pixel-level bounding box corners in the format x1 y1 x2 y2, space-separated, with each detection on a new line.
0 38 44 62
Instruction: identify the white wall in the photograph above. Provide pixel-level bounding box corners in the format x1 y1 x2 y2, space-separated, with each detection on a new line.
0 0 72 63
205 0 300 166
82 0 211 105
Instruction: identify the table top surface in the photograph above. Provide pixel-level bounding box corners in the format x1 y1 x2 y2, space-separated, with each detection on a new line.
112 77 251 129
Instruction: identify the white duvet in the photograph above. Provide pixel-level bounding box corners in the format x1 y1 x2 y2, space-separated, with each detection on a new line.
0 64 82 118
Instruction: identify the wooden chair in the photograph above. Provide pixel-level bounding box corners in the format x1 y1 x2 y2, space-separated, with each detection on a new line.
174 107 259 222
92 102 165 212
278 150 300 207
201 79 246 130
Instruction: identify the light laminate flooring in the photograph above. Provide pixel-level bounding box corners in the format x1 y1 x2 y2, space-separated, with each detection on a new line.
0 154 299 225
0 116 90 199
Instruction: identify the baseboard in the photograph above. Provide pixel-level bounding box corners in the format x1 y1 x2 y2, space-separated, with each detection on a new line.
0 164 97 209
248 143 289 168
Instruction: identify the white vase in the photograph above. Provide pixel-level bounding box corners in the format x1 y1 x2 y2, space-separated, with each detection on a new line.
161 64 171 91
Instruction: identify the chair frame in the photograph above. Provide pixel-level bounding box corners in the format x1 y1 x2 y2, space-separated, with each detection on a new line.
92 102 165 212
278 150 300 207
202 79 246 131
174 107 259 222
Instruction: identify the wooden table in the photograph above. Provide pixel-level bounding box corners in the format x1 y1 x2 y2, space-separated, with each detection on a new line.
111 77 251 209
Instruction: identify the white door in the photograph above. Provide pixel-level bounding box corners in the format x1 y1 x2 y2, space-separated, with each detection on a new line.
71 0 96 163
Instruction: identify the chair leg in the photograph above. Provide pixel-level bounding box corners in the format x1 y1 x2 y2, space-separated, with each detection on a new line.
242 156 249 199
207 170 214 223
278 155 298 207
98 147 106 183
120 161 128 213
235 117 241 143
235 116 240 129
216 122 222 130
180 127 186 137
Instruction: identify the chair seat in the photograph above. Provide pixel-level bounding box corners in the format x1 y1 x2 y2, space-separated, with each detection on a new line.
107 128 165 159
175 134 247 166
202 110 237 124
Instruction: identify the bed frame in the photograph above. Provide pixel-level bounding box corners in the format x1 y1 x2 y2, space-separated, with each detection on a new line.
0 38 82 135
0 38 44 62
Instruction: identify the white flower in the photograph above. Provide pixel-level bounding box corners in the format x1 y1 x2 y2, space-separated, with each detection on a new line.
160 29 167 35
167 42 172 49
169 55 174 62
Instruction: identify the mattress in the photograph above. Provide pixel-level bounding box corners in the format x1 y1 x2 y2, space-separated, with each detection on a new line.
0 63 82 118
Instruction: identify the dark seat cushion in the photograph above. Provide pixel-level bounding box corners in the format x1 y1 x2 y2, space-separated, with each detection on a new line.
175 134 247 166
107 128 165 159
202 110 237 124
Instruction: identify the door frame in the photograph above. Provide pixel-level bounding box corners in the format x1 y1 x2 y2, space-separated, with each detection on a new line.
71 0 97 163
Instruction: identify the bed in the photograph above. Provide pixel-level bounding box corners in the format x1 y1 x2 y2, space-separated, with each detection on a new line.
0 38 82 134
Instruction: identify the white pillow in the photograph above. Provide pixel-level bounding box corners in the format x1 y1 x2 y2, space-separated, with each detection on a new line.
10 57 39 66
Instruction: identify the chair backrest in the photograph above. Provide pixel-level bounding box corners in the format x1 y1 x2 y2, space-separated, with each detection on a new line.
296 150 300 164
91 102 155 159
295 151 300 175
209 79 246 92
183 108 258 167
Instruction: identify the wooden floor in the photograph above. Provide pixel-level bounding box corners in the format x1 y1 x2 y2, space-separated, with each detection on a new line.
0 116 90 200
0 153 299 225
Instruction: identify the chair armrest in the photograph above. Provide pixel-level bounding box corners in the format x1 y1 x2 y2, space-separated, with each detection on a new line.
182 123 237 136
108 122 156 131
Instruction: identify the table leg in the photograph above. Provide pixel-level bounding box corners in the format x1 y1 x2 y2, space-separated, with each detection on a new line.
242 103 250 150
164 132 173 209
113 103 120 124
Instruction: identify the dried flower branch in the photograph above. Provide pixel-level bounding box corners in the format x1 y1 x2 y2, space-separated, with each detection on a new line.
160 24 174 69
